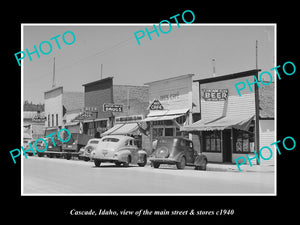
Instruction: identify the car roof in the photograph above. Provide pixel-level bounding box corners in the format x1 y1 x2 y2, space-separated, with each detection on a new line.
89 138 101 142
101 135 134 141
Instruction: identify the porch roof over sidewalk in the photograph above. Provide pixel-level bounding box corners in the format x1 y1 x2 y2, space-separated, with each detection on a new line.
180 114 255 132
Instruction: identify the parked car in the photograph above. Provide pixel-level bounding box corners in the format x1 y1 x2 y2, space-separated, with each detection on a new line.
78 138 101 161
62 133 93 160
90 135 147 167
149 136 207 170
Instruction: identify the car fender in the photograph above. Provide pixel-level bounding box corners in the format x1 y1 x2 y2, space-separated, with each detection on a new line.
194 154 207 166
137 149 147 163
137 149 147 156
116 149 132 162
172 152 186 162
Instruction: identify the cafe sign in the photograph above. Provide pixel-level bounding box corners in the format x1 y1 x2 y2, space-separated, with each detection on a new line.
202 89 228 101
147 98 164 110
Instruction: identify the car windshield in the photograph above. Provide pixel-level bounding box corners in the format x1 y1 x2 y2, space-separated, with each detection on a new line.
102 138 119 143
63 133 79 145
89 140 99 144
156 138 177 149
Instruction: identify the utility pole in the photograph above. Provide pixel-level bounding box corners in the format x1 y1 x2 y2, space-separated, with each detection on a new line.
52 57 56 88
212 58 216 77
101 63 103 79
256 40 258 69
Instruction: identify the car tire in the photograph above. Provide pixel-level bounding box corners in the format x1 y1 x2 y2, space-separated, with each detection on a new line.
138 155 147 167
123 155 131 167
199 159 207 170
94 160 101 167
151 161 160 168
65 154 71 160
84 157 90 162
176 157 186 170
115 162 122 167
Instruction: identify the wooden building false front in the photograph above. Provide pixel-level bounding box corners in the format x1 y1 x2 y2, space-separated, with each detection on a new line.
181 70 267 164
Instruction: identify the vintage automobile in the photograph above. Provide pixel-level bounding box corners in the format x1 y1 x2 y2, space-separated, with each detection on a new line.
62 133 93 160
78 138 101 161
149 136 208 170
90 135 148 167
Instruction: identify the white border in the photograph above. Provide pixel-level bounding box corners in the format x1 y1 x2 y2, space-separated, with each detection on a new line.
21 23 277 196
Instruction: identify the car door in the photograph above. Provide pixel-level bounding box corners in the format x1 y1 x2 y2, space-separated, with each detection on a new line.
131 140 139 164
185 140 195 164
124 139 136 163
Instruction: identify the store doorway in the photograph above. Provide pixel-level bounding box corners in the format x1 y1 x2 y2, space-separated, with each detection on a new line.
222 129 232 163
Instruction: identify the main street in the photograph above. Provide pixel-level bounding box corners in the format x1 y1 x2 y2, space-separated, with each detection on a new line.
23 157 275 195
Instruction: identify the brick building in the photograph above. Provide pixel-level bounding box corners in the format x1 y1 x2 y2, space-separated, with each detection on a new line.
75 77 149 138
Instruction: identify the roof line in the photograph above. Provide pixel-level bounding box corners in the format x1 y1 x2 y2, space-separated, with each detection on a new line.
193 69 261 84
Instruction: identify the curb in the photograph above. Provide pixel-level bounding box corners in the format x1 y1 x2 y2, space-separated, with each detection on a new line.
207 164 275 173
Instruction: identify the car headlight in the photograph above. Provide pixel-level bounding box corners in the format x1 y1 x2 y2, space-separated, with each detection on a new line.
86 146 94 154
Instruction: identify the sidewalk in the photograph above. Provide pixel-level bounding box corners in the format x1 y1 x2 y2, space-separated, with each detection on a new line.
207 163 275 173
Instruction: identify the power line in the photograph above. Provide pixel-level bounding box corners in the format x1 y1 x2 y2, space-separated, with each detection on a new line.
25 35 136 82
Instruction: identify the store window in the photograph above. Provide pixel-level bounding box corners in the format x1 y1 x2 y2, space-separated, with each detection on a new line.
87 122 95 137
165 128 174 136
47 114 50 127
203 131 221 152
152 127 163 140
51 114 54 127
175 115 187 125
56 114 58 126
233 130 254 153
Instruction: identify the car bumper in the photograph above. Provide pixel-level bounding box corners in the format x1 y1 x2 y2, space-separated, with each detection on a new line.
93 158 120 163
149 157 178 165
47 146 61 152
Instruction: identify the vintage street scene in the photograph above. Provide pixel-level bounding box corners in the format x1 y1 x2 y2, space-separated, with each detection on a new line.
22 24 275 195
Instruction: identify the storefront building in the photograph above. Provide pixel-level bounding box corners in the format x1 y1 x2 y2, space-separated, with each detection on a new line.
44 86 84 136
141 74 200 154
72 78 149 138
181 69 274 165
23 101 45 142
101 84 149 147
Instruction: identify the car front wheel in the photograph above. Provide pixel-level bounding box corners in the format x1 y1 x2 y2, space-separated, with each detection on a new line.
94 160 101 167
123 155 131 167
199 159 207 170
176 157 186 170
151 161 160 168
138 155 147 167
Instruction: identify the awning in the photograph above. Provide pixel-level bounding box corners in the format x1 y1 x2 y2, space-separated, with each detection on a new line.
147 108 190 117
101 123 139 136
65 121 79 126
141 108 189 123
181 114 255 132
142 114 182 122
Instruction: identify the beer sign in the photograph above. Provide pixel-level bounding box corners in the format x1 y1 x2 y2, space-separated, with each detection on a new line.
202 89 228 101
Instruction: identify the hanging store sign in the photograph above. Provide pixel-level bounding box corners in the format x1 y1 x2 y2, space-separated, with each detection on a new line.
202 89 229 101
84 106 98 112
103 103 123 112
32 115 47 122
115 115 144 124
147 98 164 110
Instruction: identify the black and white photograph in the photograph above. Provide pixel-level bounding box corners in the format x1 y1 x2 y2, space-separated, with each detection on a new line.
20 23 276 195
4 5 298 223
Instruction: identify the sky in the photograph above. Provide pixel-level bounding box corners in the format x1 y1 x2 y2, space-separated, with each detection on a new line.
22 24 275 104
